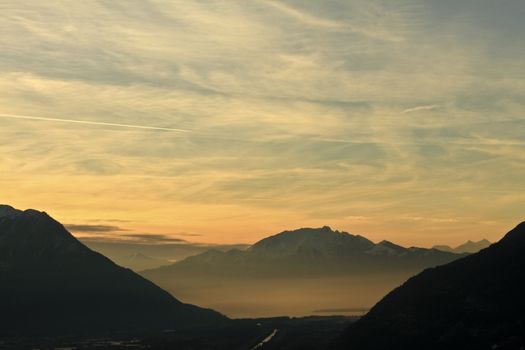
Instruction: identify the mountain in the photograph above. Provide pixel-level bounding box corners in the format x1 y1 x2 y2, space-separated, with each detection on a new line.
0 205 226 336
141 226 463 317
144 226 463 278
80 238 250 270
333 222 525 350
117 252 170 271
433 238 491 253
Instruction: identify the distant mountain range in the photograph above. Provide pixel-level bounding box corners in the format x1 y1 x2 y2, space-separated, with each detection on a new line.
333 222 525 349
120 252 171 271
141 226 465 317
80 238 249 271
143 226 464 278
0 205 226 336
433 238 491 254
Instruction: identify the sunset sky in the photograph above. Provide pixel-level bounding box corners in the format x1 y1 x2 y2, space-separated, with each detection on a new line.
1 0 524 247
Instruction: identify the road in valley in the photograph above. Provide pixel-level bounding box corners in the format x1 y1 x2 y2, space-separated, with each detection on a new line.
250 329 278 349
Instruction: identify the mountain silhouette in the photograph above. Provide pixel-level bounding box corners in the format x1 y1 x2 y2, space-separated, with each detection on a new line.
0 205 226 336
333 222 525 349
143 226 463 278
433 238 491 253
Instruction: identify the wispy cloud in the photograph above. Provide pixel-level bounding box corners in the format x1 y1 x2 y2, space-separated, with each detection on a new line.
121 234 188 243
1 0 524 246
174 232 204 237
259 0 344 29
65 224 126 233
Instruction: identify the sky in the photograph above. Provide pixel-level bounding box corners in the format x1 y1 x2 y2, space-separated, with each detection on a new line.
1 0 524 247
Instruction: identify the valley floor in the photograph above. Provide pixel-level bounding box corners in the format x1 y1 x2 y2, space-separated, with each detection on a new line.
0 316 354 350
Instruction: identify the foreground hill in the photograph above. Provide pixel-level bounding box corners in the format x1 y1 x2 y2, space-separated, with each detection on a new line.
0 205 226 336
142 226 463 317
334 222 525 349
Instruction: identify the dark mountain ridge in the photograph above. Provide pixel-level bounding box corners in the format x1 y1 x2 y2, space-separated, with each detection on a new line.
144 226 464 278
0 205 226 336
334 221 525 349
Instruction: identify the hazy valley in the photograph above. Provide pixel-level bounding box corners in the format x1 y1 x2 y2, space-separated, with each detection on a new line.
3 204 523 349
140 226 465 317
3 1 523 348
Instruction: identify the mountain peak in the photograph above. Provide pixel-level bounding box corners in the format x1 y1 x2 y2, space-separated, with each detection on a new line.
366 240 407 256
0 205 50 219
249 226 375 256
0 205 88 261
378 240 400 247
433 237 492 254
500 221 525 244
0 205 226 335
0 204 22 218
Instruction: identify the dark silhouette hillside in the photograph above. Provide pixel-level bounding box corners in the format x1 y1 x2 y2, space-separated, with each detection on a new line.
334 222 525 350
0 205 226 336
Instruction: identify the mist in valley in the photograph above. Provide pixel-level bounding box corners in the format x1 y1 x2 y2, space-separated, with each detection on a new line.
145 274 411 318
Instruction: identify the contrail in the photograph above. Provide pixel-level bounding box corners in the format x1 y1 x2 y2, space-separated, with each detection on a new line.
0 113 191 132
402 104 440 114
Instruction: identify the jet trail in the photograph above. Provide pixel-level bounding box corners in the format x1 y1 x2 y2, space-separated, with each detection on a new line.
0 113 190 132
